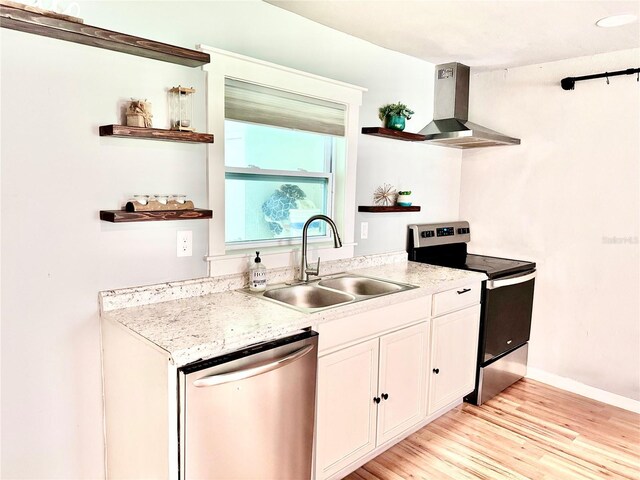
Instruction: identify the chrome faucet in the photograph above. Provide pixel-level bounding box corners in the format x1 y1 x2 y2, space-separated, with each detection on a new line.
300 215 342 282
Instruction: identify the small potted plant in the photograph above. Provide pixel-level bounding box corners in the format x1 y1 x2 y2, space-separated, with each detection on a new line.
378 102 415 131
397 190 412 206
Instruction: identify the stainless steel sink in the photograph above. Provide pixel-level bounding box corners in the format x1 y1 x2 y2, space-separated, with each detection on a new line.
263 284 354 310
318 275 403 296
247 274 418 313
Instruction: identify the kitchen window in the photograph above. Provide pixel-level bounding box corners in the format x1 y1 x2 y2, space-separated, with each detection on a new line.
202 46 364 275
224 79 346 246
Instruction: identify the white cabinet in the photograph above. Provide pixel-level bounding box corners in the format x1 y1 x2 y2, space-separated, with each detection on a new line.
316 338 379 479
428 304 480 414
101 318 178 479
377 324 428 444
315 322 428 480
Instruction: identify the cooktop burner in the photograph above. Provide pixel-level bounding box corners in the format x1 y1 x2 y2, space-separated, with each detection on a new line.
408 221 536 279
428 253 535 279
466 253 536 277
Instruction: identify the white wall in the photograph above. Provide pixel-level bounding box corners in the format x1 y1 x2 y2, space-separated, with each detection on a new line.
460 49 640 401
355 138 461 255
0 1 459 478
353 58 461 256
1 27 209 480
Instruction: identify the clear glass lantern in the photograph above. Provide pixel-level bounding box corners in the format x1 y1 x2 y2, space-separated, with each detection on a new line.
169 86 195 131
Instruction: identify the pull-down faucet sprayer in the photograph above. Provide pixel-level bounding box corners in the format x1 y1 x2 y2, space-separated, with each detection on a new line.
299 215 342 282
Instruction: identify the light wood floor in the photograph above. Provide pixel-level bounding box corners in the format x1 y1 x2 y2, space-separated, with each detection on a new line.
345 379 640 480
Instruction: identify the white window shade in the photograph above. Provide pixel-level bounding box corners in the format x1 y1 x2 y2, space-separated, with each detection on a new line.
225 79 346 137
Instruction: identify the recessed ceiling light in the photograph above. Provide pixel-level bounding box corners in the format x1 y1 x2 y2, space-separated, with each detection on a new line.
596 14 638 28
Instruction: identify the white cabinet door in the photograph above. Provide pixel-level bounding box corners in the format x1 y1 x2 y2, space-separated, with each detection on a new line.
376 322 428 445
315 338 379 480
428 304 480 414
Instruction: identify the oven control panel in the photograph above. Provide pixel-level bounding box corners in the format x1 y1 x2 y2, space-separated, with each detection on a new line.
436 227 455 236
409 221 471 248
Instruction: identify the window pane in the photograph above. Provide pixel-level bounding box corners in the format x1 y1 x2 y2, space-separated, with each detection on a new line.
225 120 329 172
225 173 330 244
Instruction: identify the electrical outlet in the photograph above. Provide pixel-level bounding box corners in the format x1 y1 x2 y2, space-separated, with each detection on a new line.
360 222 368 240
177 230 192 257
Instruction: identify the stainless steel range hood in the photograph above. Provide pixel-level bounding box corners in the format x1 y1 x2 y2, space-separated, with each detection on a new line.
420 62 520 149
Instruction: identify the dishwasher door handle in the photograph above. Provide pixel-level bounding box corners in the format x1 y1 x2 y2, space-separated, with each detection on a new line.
193 344 314 388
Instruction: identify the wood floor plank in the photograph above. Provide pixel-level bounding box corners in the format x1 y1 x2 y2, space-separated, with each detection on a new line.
573 436 640 474
425 423 532 480
345 379 640 480
538 451 613 480
375 447 434 480
426 419 543 479
345 472 370 480
359 459 407 480
485 396 580 440
400 438 481 480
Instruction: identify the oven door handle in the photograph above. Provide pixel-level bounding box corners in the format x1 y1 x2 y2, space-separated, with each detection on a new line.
486 270 536 290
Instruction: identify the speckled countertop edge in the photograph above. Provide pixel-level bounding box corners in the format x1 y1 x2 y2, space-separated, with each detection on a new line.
101 259 487 367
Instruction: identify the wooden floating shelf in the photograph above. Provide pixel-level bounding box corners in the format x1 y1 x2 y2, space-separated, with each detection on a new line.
358 206 421 213
99 125 214 144
361 127 426 142
0 1 210 67
100 209 213 223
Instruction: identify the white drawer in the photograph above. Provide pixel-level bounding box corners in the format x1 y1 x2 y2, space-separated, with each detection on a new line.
317 295 431 355
432 283 481 317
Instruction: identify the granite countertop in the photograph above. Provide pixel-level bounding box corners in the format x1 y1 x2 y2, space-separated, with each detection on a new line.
102 260 486 367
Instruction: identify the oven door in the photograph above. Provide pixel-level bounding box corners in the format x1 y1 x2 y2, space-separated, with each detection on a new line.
481 270 536 363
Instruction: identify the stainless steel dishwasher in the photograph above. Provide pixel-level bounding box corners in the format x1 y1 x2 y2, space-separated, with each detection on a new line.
178 330 318 480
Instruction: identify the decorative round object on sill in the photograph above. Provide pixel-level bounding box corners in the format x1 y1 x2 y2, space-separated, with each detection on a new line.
386 115 406 131
261 184 318 238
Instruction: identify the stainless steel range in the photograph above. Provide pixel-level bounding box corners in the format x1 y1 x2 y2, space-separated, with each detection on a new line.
408 221 536 405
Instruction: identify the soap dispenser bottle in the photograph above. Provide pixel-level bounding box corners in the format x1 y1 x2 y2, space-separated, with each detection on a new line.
249 251 267 292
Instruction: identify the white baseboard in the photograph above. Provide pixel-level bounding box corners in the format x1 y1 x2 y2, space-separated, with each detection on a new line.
526 367 640 414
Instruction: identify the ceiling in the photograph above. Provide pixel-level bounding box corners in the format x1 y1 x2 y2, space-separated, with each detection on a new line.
266 1 640 70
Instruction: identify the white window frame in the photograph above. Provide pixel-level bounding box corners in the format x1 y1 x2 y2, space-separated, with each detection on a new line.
200 45 365 276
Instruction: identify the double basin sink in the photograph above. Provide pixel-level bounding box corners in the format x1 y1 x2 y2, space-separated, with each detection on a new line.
251 274 417 313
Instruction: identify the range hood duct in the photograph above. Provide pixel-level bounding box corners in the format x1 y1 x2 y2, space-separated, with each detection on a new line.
420 62 521 149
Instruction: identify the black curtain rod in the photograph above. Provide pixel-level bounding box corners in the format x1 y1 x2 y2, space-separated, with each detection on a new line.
561 67 640 90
